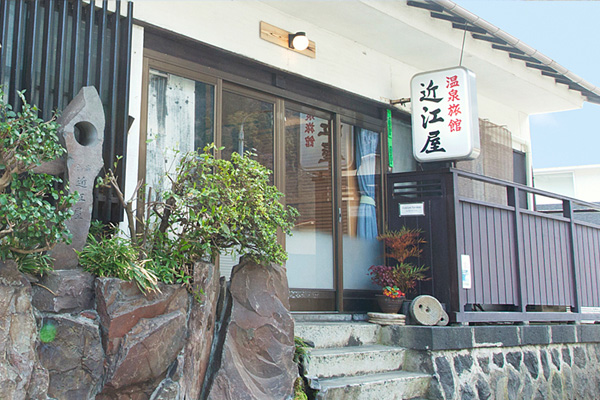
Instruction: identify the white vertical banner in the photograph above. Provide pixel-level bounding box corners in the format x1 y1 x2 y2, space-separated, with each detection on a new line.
411 66 480 162
299 113 329 171
299 114 353 170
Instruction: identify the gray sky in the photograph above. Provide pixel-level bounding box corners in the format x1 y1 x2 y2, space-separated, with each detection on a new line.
454 0 600 169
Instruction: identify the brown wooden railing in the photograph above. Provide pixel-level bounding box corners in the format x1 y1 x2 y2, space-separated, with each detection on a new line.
387 168 600 324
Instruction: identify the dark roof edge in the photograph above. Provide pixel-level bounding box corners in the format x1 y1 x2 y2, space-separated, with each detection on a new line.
431 0 600 105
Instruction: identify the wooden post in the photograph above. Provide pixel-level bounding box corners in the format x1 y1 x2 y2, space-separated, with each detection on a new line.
507 186 529 320
563 200 581 315
445 169 464 323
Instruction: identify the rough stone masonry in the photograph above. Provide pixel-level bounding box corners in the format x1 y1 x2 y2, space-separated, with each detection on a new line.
382 324 600 399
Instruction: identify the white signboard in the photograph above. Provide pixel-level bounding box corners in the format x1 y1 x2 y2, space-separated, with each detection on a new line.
461 254 472 290
399 203 425 216
411 67 480 162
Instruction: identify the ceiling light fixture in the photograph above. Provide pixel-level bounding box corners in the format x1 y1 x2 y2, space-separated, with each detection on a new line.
260 21 316 58
289 32 309 51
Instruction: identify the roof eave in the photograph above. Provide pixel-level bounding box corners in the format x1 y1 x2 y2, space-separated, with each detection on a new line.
428 0 600 105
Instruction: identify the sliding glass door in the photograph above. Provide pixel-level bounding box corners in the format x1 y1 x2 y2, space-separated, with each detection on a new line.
219 88 276 277
142 53 384 312
341 123 383 292
284 108 384 310
285 108 335 305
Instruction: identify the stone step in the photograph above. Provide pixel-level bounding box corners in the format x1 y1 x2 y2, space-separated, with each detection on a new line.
294 321 380 349
316 370 431 400
305 345 406 379
292 312 368 323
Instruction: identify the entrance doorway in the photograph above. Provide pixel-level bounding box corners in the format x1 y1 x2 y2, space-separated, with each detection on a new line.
141 51 384 312
284 106 384 311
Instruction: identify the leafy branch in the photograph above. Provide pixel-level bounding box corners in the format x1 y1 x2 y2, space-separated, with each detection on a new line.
80 144 298 294
0 90 78 270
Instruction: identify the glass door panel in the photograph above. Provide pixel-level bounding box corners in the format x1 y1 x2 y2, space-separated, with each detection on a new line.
285 109 334 290
145 69 215 199
220 90 275 278
341 123 383 290
221 90 275 173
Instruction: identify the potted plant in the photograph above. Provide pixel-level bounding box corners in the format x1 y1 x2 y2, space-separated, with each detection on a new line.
368 228 429 313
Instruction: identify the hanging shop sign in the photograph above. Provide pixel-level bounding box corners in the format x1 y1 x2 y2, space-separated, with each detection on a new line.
410 66 480 163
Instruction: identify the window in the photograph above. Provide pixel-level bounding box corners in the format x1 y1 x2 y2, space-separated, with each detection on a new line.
341 123 383 290
144 68 215 200
141 51 386 311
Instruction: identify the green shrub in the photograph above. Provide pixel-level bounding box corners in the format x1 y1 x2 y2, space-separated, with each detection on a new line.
77 233 159 293
81 144 298 295
0 91 78 271
16 253 54 276
155 145 298 265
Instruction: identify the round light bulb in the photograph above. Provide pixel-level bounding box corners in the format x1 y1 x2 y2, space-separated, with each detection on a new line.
291 33 309 51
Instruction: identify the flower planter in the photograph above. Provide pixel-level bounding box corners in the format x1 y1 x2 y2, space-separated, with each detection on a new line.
375 294 405 314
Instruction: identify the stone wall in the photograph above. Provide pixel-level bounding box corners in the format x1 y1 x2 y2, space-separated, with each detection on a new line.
382 324 600 399
0 259 296 400
425 343 600 399
0 260 49 400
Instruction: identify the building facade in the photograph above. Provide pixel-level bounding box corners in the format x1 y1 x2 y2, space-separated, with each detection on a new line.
2 0 599 314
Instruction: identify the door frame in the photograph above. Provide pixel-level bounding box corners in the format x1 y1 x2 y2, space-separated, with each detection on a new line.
139 48 388 313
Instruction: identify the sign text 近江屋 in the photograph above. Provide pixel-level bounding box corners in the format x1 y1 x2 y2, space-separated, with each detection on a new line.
410 67 480 163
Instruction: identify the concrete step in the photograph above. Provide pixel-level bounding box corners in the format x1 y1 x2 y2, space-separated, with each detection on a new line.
292 312 368 323
306 344 406 379
316 370 431 400
294 321 380 349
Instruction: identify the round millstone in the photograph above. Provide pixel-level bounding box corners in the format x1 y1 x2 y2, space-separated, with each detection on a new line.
410 295 444 326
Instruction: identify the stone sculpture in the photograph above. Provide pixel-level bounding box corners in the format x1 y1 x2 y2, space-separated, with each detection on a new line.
35 86 105 269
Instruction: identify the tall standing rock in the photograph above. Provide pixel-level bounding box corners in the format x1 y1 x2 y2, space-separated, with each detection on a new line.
46 86 105 269
206 259 296 400
180 261 221 399
0 260 49 400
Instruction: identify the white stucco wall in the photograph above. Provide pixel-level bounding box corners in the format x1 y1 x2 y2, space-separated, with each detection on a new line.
121 0 588 201
534 165 600 204
128 0 581 121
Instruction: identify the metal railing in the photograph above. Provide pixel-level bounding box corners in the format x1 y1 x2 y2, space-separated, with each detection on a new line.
0 0 133 224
